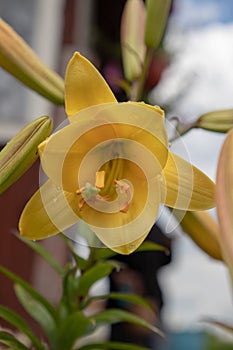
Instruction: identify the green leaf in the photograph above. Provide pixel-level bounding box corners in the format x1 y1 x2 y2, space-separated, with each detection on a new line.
90 309 164 338
81 292 152 310
0 332 30 350
0 265 57 320
14 284 57 348
78 262 118 297
0 331 30 350
0 306 45 350
78 341 150 350
93 247 117 260
57 311 90 350
19 236 64 275
58 268 79 315
72 253 89 271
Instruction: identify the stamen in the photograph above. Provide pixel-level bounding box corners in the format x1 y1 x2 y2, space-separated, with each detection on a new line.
78 198 86 210
114 179 132 213
114 179 130 193
76 187 85 195
95 171 105 189
119 202 130 213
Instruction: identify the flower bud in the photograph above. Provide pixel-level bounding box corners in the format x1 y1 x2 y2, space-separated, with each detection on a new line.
145 0 171 49
0 116 53 194
121 0 146 81
196 109 233 133
216 128 233 282
177 210 222 261
0 19 64 105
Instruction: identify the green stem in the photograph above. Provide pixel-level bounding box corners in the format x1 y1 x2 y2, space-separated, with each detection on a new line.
83 246 98 271
134 48 154 102
170 121 197 142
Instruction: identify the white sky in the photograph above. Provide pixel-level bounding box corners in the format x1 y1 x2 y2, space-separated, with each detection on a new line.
152 24 233 122
153 0 233 333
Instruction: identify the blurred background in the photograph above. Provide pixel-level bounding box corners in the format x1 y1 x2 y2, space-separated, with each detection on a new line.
1 0 233 348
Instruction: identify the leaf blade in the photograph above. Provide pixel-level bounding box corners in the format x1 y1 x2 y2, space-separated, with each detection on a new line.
14 284 57 348
0 331 30 350
57 311 90 350
78 262 118 297
81 292 152 311
0 306 45 350
19 236 64 276
78 341 150 350
90 309 164 338
0 265 57 320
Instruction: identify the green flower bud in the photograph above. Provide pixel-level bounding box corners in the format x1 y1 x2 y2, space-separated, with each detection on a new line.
121 0 146 81
0 19 64 105
0 116 53 194
145 0 171 49
196 109 233 133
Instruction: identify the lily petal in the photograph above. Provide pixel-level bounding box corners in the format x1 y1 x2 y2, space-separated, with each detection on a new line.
65 52 117 117
19 180 79 239
77 220 150 255
39 102 168 192
160 152 215 210
105 231 150 255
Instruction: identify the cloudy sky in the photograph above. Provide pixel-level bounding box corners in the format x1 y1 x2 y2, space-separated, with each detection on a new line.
153 0 233 332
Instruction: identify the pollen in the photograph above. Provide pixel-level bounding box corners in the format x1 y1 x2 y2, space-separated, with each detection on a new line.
95 170 105 188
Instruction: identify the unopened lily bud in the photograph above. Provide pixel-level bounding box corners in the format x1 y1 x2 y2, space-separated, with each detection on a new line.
177 210 222 261
121 0 146 81
216 128 233 282
0 19 64 105
145 0 171 49
0 116 53 194
196 109 233 133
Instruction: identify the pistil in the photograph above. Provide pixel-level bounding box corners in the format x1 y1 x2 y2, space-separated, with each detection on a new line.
76 157 132 213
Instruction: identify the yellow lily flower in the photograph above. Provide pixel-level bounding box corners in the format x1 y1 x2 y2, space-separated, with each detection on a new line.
19 52 215 254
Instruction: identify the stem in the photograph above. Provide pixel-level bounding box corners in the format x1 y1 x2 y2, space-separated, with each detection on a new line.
169 121 197 142
134 48 154 102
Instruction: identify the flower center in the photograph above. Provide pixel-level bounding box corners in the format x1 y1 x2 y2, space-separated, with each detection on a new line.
76 163 133 214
